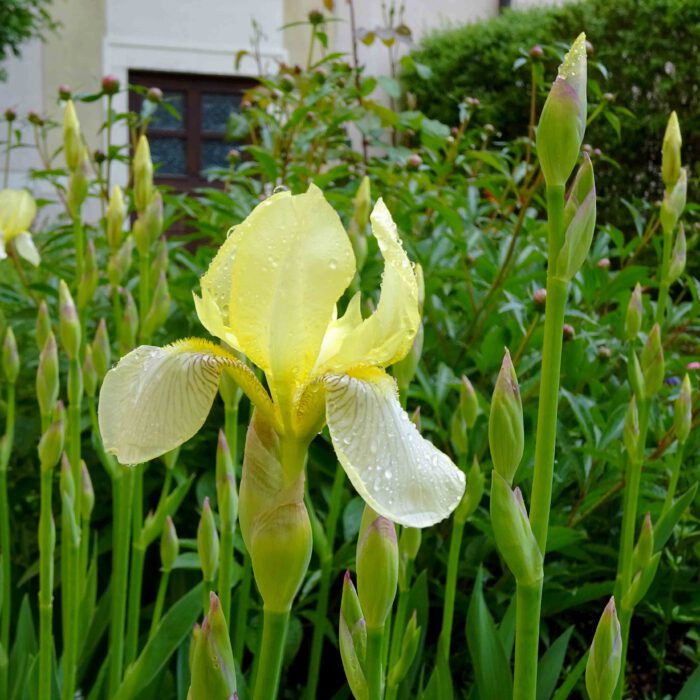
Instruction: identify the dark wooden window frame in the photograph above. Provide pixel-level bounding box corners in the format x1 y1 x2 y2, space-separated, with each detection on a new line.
129 70 256 191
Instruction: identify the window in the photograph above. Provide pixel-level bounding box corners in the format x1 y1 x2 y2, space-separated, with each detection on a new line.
129 71 256 190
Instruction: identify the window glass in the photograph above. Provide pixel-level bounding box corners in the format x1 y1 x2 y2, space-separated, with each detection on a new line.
201 93 241 133
150 91 185 130
201 140 232 172
150 137 186 175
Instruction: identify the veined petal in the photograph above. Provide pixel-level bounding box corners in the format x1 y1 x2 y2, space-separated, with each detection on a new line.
14 231 40 266
229 184 355 408
325 370 465 527
0 189 37 239
314 293 363 370
98 338 275 464
319 199 419 373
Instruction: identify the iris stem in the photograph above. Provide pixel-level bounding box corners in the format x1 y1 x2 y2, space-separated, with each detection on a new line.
385 557 414 700
233 550 252 665
253 609 289 700
662 441 684 515
219 403 239 625
437 516 466 662
125 539 146 666
655 229 673 325
514 579 543 700
148 569 170 640
366 625 385 700
305 464 345 699
38 469 54 700
73 216 84 285
138 251 150 343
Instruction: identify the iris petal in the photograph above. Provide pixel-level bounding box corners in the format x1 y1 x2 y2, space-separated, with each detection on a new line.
325 370 465 527
13 231 40 266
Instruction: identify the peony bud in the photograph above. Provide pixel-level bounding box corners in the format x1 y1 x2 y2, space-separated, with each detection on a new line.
133 135 153 213
585 597 622 700
59 279 81 360
197 497 220 583
63 100 83 172
674 374 692 444
536 33 588 188
661 111 681 189
146 87 163 103
2 327 19 384
488 349 524 485
101 75 120 96
160 516 179 573
4 107 16 122
625 284 643 341
36 333 59 418
640 324 664 397
106 185 125 250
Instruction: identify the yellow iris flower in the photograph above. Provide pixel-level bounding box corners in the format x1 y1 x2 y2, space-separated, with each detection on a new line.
0 189 40 266
99 185 465 527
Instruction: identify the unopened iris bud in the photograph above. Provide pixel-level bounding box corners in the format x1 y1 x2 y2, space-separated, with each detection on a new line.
188 592 237 700
641 324 664 397
82 345 97 397
625 284 643 341
339 572 368 700
348 177 370 271
661 111 682 189
398 526 421 588
133 135 154 214
216 430 238 534
388 610 421 688
632 513 653 574
67 161 89 218
459 376 479 428
63 100 83 172
623 395 640 459
38 406 64 471
161 516 179 572
92 319 111 380
119 290 139 353
106 185 125 250
674 374 692 444
660 168 687 236
60 453 75 505
151 237 168 280
585 597 622 700
36 300 52 350
141 271 171 339
666 226 686 284
536 33 587 188
144 190 163 246
108 235 134 287
450 409 468 456
78 240 99 311
36 332 59 418
80 461 95 519
393 322 423 394
627 351 645 403
2 327 19 384
197 497 219 583
454 456 485 523
59 279 81 360
488 349 523 485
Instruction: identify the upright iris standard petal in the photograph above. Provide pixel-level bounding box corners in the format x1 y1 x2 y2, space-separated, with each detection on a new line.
325 370 465 527
98 338 273 464
318 199 420 373
228 185 355 408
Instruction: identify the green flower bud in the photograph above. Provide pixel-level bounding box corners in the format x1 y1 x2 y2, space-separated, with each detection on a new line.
59 279 81 360
490 472 542 585
339 572 368 700
161 515 179 572
143 190 164 246
63 100 83 172
36 300 52 351
631 512 653 575
585 597 622 700
67 161 89 219
625 284 643 341
133 135 154 214
78 240 99 311
106 185 125 250
151 237 168 280
189 624 200 672
216 430 238 535
627 350 645 403
661 111 682 189
536 33 587 188
623 395 640 459
666 225 686 284
92 319 111 381
459 376 479 428
449 410 468 456
674 374 692 444
388 610 420 688
556 154 596 280
82 345 97 398
357 506 398 629
36 332 59 418
2 327 19 384
623 552 661 610
132 218 149 258
454 456 485 524
38 403 65 471
108 235 134 287
393 322 423 394
119 290 139 354
218 365 243 408
60 453 75 505
188 592 237 700
80 460 95 520
197 497 219 583
488 349 523 485
641 324 664 397
398 526 421 589
659 168 687 236
141 271 171 340
349 177 370 271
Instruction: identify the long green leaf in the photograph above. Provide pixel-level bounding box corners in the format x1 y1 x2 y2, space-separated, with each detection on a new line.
537 626 574 700
676 662 700 700
551 650 588 700
654 482 698 552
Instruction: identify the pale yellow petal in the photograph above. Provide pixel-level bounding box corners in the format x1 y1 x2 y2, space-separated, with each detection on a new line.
98 338 275 464
229 184 355 408
325 370 465 527
319 199 419 373
314 293 363 371
14 231 40 266
0 189 37 239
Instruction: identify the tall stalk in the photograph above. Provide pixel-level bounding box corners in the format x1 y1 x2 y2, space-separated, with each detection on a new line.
38 469 54 700
366 626 385 700
254 610 290 700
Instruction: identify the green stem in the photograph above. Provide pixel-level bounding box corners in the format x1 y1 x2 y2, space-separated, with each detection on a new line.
38 470 54 700
112 283 123 349
218 527 234 624
68 359 82 515
139 251 150 343
655 229 673 325
3 120 11 188
366 626 385 700
385 559 413 700
73 216 84 285
253 609 290 700
662 442 684 515
305 464 345 699
514 579 544 700
108 467 133 695
233 550 252 665
124 541 146 666
224 403 239 467
105 94 114 200
60 508 79 700
87 396 117 479
148 569 170 640
437 517 466 662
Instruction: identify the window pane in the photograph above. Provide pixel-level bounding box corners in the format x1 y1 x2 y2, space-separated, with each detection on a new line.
201 93 241 133
151 137 186 175
201 139 232 172
150 91 185 130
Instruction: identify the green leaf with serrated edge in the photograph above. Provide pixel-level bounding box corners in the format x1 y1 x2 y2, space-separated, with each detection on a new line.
654 482 698 552
466 568 513 699
537 626 574 700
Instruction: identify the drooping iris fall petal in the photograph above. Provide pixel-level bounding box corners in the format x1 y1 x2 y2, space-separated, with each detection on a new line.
0 189 39 263
325 369 466 527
